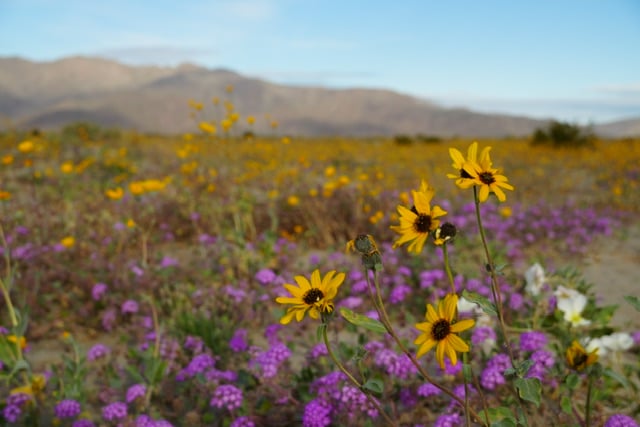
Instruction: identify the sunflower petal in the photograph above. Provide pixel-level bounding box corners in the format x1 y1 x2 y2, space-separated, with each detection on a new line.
416 337 437 359
451 318 475 333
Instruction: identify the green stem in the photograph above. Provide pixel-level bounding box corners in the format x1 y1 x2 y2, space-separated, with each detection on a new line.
462 352 472 427
472 187 529 425
472 186 515 363
366 270 488 426
585 375 593 427
321 318 398 427
442 243 456 294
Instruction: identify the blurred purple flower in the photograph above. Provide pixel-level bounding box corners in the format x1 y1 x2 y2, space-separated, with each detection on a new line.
126 383 147 403
102 402 127 421
54 399 82 419
87 343 110 361
92 283 108 301
159 256 179 268
519 331 548 353
210 384 243 411
229 329 248 352
302 398 333 427
231 416 255 427
605 414 639 427
72 420 96 427
121 299 139 314
254 268 277 285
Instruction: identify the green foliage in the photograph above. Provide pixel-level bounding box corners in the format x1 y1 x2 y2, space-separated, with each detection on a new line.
531 120 596 148
339 308 387 333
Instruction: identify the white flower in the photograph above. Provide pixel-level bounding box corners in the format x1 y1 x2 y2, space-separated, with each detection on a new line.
457 296 481 314
601 332 633 352
524 263 546 296
555 288 591 327
584 337 606 357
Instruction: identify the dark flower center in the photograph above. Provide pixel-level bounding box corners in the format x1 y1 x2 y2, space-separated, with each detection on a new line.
439 222 457 239
411 206 432 233
460 168 473 179
431 319 451 341
303 288 324 305
479 172 496 185
573 352 588 368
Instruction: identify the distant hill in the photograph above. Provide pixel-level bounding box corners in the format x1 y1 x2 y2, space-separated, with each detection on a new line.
0 56 637 137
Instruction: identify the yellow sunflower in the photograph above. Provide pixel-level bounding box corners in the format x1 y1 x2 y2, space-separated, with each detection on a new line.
465 146 514 202
390 180 447 253
446 142 479 189
566 340 598 371
275 269 345 324
414 293 475 369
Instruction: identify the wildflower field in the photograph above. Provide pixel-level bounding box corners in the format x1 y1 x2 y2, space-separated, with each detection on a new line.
0 105 639 427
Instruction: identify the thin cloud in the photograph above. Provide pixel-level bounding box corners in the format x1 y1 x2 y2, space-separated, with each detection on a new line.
593 83 640 96
98 45 216 65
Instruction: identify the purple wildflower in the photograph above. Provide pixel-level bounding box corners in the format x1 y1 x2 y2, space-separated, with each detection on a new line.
471 326 496 346
72 420 96 427
87 343 110 361
254 268 277 285
389 283 412 304
121 299 139 314
526 350 555 381
509 292 525 310
230 416 255 427
481 366 506 390
229 329 248 352
434 412 462 427
519 331 548 353
251 342 291 378
101 308 117 331
92 283 108 301
417 383 441 398
135 415 154 427
126 383 147 403
159 256 178 268
54 399 82 418
3 404 22 423
210 384 243 411
178 354 217 380
605 414 639 427
309 343 328 359
302 398 333 427
339 386 378 419
184 335 205 353
374 349 417 380
102 402 127 421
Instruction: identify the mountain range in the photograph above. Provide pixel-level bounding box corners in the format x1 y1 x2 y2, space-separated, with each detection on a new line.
1 56 638 138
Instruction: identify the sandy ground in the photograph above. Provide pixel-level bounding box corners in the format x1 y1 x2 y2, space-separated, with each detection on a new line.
582 221 640 330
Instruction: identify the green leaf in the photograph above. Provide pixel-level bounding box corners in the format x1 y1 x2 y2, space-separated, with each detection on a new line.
316 323 326 343
362 378 384 394
461 290 497 316
561 395 573 414
339 308 387 334
624 295 640 312
514 377 542 407
565 373 580 390
515 359 535 377
488 407 518 427
603 367 630 389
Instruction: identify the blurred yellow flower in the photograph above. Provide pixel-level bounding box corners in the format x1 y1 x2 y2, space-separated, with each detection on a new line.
324 166 336 177
60 236 75 248
499 206 513 218
61 161 74 174
221 119 233 132
226 84 234 93
7 334 27 349
246 115 256 125
198 122 216 134
105 187 124 200
270 121 279 129
566 340 598 371
281 136 291 144
129 179 169 196
287 195 300 206
0 191 11 200
18 140 35 153
126 219 136 228
2 155 14 165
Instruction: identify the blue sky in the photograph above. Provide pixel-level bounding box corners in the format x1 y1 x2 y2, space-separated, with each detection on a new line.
1 0 639 123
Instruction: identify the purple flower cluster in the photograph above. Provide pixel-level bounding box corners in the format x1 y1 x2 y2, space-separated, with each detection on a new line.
121 299 139 314
102 401 127 421
229 328 249 352
526 350 555 381
177 353 217 380
605 414 639 427
254 268 277 285
434 412 462 427
389 283 412 304
481 353 511 390
250 342 291 378
87 343 110 361
135 414 174 427
210 384 243 411
417 383 441 398
374 348 418 380
302 398 333 427
339 386 378 419
519 331 548 353
72 420 96 427
230 416 255 427
54 399 82 419
126 383 147 403
3 393 30 423
92 283 108 301
471 326 496 347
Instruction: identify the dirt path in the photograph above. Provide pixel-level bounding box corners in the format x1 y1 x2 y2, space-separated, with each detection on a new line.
582 222 640 330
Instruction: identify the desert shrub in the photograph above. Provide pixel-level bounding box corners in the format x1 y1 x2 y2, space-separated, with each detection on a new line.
531 120 596 148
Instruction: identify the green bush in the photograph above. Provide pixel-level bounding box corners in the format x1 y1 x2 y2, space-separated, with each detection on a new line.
531 120 596 148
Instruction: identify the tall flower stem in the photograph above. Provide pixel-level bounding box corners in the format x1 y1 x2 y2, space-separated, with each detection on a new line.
472 187 515 363
320 316 398 427
365 270 488 426
585 375 593 427
472 187 529 425
442 243 456 294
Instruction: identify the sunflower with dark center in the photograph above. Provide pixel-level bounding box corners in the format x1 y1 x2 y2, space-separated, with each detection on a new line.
464 145 514 202
275 269 345 324
447 141 479 189
414 293 475 369
566 340 598 371
390 180 447 253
